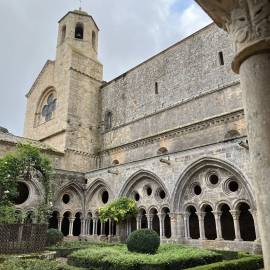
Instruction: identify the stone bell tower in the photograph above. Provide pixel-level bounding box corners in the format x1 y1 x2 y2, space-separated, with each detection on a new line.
23 10 103 172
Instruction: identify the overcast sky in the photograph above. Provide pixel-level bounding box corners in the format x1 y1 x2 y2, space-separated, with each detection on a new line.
0 0 211 136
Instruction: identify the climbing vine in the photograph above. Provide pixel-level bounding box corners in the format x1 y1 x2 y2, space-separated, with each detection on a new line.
0 143 54 223
99 197 138 223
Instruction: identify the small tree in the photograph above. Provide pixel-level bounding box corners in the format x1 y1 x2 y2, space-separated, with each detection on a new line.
99 197 138 223
0 143 53 223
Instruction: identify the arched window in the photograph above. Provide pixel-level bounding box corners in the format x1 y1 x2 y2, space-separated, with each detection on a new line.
105 111 112 130
41 93 57 122
92 31 96 49
61 25 66 43
75 23 84 39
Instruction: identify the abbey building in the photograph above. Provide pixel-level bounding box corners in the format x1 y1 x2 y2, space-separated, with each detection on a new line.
0 9 261 253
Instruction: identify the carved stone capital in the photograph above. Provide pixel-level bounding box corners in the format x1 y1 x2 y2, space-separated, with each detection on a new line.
196 0 270 73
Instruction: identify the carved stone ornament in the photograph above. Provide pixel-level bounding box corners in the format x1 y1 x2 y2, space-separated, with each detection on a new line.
196 0 270 73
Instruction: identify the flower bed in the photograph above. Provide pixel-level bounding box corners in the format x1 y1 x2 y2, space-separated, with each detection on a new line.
68 244 222 270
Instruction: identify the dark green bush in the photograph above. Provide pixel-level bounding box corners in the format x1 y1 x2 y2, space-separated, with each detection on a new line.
47 228 64 246
127 229 160 254
185 256 263 270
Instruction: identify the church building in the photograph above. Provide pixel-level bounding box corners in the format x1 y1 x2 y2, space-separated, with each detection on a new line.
0 9 261 253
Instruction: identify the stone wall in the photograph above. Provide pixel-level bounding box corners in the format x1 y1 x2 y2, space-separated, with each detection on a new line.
101 24 238 134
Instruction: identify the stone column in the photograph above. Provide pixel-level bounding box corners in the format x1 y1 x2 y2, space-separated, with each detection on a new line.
109 219 112 236
250 209 261 242
169 213 177 240
183 213 191 239
230 210 242 241
213 211 223 240
158 213 165 239
194 1 270 267
93 218 97 235
136 215 141 230
80 218 85 236
101 222 105 236
198 212 206 240
69 218 75 236
146 214 153 229
57 217 62 232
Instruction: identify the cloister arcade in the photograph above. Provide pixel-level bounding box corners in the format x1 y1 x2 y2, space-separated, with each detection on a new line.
46 159 260 250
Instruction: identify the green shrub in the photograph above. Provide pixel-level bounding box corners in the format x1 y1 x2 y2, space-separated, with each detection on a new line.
0 258 88 270
68 244 222 270
185 256 263 270
127 229 160 254
49 241 118 257
47 228 64 246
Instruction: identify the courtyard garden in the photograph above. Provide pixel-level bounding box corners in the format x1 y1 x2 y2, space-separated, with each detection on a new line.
0 239 264 270
0 144 264 270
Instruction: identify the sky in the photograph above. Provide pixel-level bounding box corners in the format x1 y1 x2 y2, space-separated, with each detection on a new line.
0 0 211 136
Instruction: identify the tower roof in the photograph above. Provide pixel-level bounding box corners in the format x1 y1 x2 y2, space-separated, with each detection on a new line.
58 10 99 31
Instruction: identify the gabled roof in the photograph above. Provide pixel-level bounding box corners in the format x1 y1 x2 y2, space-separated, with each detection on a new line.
58 10 99 31
26 60 55 98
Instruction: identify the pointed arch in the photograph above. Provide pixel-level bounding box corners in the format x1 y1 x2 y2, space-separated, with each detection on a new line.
55 182 84 204
85 178 114 206
119 170 169 198
172 157 256 212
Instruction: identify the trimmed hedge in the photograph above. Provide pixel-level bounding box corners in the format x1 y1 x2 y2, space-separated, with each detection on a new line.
68 244 222 270
0 258 89 270
49 241 119 257
185 256 263 270
127 229 160 254
47 229 64 246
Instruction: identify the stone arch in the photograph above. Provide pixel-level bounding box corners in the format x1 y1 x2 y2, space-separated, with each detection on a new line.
202 204 217 240
217 202 235 241
172 157 256 212
138 208 148 229
119 170 169 198
85 179 113 210
61 211 72 236
185 205 200 239
49 210 60 229
236 202 256 241
73 212 82 236
161 207 171 239
75 22 84 39
149 207 159 235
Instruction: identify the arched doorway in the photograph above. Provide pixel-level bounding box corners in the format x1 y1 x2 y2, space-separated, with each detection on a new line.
97 219 101 235
238 203 256 241
49 211 59 229
73 212 81 236
61 211 71 236
220 204 235 240
130 216 137 232
187 206 199 239
203 205 217 240
140 209 148 229
162 207 171 238
150 208 160 235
